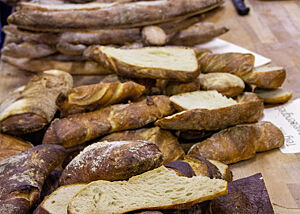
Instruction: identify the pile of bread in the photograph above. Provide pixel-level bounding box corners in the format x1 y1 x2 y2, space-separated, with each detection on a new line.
0 0 293 213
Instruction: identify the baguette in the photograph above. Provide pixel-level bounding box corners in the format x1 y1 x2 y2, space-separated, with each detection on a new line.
0 133 33 162
155 92 263 131
8 0 224 31
57 81 145 117
43 95 174 148
188 121 284 164
0 70 73 135
1 55 113 75
254 88 292 104
142 26 167 46
199 73 245 97
59 140 163 185
1 42 56 59
86 46 199 82
0 145 66 214
163 80 200 96
242 65 286 88
101 127 185 164
198 52 255 77
56 42 86 56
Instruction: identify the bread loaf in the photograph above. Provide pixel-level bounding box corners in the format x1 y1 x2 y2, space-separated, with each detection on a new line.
199 73 245 97
68 166 228 214
55 42 86 56
59 140 163 185
155 92 264 131
0 145 66 214
198 52 255 77
43 95 174 148
102 127 184 164
188 121 284 164
8 0 224 31
0 133 33 162
0 70 73 135
254 88 292 104
57 81 145 117
1 55 113 75
163 80 200 96
86 46 200 82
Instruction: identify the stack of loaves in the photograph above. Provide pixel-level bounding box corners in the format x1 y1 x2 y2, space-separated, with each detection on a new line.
1 0 229 75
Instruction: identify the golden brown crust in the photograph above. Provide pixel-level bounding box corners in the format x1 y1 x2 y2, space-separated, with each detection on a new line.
57 81 146 117
87 46 200 82
0 145 66 214
0 133 33 162
102 127 184 164
164 80 200 96
155 92 264 131
59 140 163 185
0 70 73 135
43 95 175 148
198 52 255 77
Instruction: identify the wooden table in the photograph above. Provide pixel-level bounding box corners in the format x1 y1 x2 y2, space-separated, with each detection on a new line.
0 0 300 212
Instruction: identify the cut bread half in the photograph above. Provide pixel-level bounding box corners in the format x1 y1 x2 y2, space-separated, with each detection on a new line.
155 92 263 131
242 65 286 89
254 88 292 104
68 166 228 214
170 90 237 111
34 184 86 214
86 46 199 82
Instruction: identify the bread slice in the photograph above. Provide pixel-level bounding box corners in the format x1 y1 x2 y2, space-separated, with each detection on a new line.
86 46 199 82
170 90 237 111
254 88 292 104
68 166 228 214
155 92 263 131
34 184 86 214
242 65 286 88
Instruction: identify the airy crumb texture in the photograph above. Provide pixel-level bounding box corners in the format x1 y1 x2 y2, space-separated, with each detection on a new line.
68 166 227 214
170 90 237 111
254 88 292 104
41 184 86 214
101 46 198 71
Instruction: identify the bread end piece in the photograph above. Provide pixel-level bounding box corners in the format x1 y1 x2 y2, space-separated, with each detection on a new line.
254 88 292 104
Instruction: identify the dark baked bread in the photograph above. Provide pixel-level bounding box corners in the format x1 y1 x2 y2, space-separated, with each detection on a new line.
59 140 163 185
0 145 66 214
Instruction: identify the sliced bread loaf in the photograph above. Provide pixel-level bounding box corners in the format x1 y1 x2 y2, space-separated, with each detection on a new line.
68 166 228 214
34 184 86 214
86 46 199 82
254 88 292 104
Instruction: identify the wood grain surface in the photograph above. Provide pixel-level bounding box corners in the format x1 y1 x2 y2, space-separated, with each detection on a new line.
0 0 300 211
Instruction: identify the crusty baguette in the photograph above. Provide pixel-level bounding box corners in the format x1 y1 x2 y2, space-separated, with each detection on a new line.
0 70 73 135
155 92 264 131
188 121 284 164
34 184 86 214
57 81 145 117
101 127 184 164
60 140 163 185
254 88 292 104
68 166 227 214
8 0 224 31
142 26 167 46
0 133 33 162
199 73 245 97
1 42 56 59
163 80 200 96
0 145 66 214
242 65 286 88
86 46 199 82
1 55 113 75
56 42 86 56
43 95 174 148
198 52 255 77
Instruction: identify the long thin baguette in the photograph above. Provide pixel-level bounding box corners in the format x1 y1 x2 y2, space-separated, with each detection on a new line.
56 42 87 56
0 70 73 135
8 0 224 31
86 46 199 82
57 81 146 117
155 92 264 131
1 55 113 75
43 95 174 148
68 166 227 214
1 42 56 58
188 121 284 164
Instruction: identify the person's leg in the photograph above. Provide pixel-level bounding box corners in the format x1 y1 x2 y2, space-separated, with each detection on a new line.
0 1 13 50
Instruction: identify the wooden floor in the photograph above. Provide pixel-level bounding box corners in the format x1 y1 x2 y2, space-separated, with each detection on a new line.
0 0 300 212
